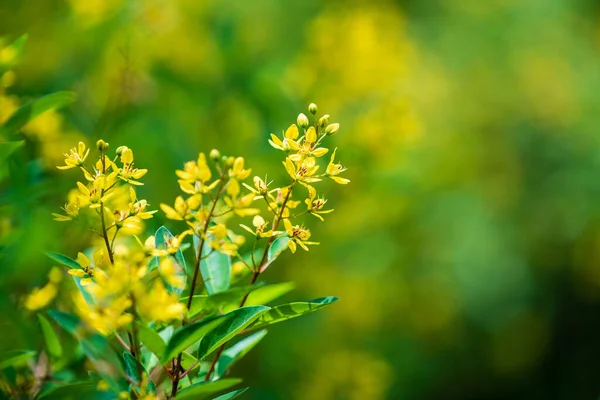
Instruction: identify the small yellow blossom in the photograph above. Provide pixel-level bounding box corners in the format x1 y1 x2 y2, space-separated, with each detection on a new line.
305 185 334 222
283 218 319 253
326 148 350 184
56 142 89 170
24 283 57 310
239 215 281 238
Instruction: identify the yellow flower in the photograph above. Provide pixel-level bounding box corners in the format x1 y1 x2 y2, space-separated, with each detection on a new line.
160 196 195 221
52 200 81 222
283 157 321 183
56 142 89 170
136 281 184 323
224 192 260 217
24 283 57 310
283 218 319 253
158 258 186 291
268 125 301 151
326 148 350 184
76 179 113 209
240 215 281 238
176 153 212 183
229 157 251 180
304 185 334 222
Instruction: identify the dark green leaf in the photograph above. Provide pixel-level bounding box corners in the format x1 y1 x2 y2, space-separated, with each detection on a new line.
0 350 36 369
137 323 165 358
216 330 267 378
0 141 24 162
123 352 140 384
196 234 231 295
248 296 338 330
0 91 77 136
45 252 80 270
197 306 269 359
163 315 231 362
213 388 249 400
49 310 80 336
177 378 242 400
38 314 62 358
37 382 95 399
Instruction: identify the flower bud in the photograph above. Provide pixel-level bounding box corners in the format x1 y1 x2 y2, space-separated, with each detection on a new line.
96 139 109 152
116 146 128 156
225 156 235 168
308 103 318 115
319 114 330 128
209 148 221 161
297 113 309 128
325 123 339 136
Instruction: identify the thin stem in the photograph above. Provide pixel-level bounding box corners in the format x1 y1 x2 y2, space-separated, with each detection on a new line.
171 174 228 398
204 181 296 381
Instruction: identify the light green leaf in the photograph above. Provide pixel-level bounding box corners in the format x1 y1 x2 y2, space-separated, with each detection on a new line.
38 314 62 358
263 237 289 271
182 283 265 317
0 91 77 136
0 35 27 74
177 378 242 400
0 350 36 369
213 388 249 400
37 382 95 400
137 323 165 358
154 226 187 294
45 252 80 270
48 310 80 336
196 234 231 295
248 296 339 330
215 330 267 378
163 315 230 362
242 282 296 307
0 141 24 162
197 306 270 359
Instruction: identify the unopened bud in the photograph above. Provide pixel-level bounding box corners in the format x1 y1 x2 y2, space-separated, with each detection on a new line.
116 146 128 156
209 149 221 161
297 113 309 128
319 114 330 128
325 123 339 136
308 103 318 115
96 139 109 152
225 156 235 168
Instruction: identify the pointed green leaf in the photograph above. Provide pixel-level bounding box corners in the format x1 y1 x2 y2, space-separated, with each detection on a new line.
137 323 165 358
213 388 249 400
123 352 140 384
48 310 80 336
248 296 339 330
197 306 270 359
177 378 242 400
0 350 36 369
38 314 62 358
263 237 289 271
0 141 24 162
154 226 187 294
242 282 296 307
182 283 265 317
45 252 80 270
37 382 95 399
1 91 77 136
216 330 267 378
163 315 231 362
196 234 231 295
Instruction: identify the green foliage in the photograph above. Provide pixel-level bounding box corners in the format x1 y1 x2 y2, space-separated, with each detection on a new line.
163 315 231 362
248 296 339 329
197 234 232 295
38 314 62 358
176 378 243 400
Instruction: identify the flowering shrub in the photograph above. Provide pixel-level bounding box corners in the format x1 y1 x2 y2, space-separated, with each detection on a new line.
3 92 348 397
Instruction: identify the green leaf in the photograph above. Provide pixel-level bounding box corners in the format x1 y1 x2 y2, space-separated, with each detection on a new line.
48 310 80 336
45 252 80 270
0 35 27 74
0 141 24 162
0 91 77 136
182 283 265 317
37 382 95 399
213 388 249 400
248 297 339 330
163 315 231 362
196 234 231 295
197 306 270 359
263 237 289 271
216 330 267 378
123 352 140 384
0 350 36 369
154 226 187 294
137 323 166 358
177 378 243 400
242 282 296 307
38 314 62 358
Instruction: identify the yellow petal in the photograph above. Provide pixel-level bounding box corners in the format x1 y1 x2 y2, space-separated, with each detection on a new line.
285 124 299 140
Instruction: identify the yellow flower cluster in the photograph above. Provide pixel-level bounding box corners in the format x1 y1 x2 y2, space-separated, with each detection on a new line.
54 140 184 335
24 267 63 311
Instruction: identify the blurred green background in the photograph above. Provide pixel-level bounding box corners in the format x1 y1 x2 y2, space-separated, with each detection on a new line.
2 0 600 398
